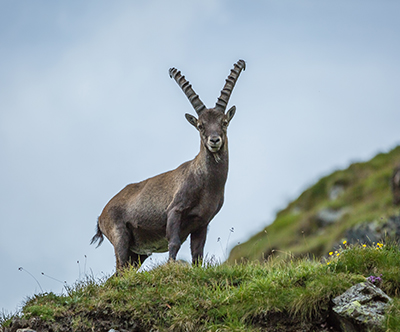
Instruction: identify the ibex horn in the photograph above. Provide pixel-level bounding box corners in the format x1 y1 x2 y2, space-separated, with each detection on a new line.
215 59 246 112
169 67 206 116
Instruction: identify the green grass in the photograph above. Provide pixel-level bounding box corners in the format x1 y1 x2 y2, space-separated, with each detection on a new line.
3 244 400 331
229 145 400 263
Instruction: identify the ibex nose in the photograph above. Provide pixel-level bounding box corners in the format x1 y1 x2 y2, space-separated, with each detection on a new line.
209 137 221 145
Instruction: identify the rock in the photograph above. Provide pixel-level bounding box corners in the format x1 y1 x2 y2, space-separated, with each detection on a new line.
345 215 400 246
329 184 345 200
316 208 347 227
332 281 392 331
345 220 380 245
16 329 37 332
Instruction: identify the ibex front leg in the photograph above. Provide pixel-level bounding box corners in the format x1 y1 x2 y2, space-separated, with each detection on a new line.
166 207 182 261
190 226 207 265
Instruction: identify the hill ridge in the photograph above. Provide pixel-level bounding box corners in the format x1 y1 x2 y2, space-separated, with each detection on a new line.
228 145 400 262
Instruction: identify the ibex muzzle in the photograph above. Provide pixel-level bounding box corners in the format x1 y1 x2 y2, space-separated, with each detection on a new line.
91 60 245 271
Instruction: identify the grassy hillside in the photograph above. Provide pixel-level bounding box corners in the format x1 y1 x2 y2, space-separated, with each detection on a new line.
2 243 400 331
229 146 400 263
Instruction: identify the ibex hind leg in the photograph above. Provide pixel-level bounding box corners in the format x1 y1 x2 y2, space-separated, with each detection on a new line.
113 231 148 273
124 222 148 266
113 228 134 272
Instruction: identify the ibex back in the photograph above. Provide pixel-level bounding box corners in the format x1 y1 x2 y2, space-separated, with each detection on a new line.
91 60 246 271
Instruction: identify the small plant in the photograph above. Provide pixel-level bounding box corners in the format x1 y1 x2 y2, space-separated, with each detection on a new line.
0 310 18 328
217 227 235 260
367 274 383 285
325 240 348 265
18 267 43 293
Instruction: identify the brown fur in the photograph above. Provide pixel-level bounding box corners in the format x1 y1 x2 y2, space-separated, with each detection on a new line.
91 60 245 271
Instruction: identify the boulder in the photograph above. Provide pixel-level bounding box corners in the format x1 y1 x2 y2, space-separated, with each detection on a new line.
332 281 391 332
316 208 347 227
345 215 400 246
329 184 345 201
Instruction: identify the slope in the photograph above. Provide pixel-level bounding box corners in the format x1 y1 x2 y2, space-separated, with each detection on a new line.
229 145 400 263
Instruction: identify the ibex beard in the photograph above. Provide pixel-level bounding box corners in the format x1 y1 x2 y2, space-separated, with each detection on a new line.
91 60 245 272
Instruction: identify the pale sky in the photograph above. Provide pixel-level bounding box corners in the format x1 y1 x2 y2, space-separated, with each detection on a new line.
1 1 400 313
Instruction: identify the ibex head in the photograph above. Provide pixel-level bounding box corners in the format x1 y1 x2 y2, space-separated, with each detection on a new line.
169 60 246 154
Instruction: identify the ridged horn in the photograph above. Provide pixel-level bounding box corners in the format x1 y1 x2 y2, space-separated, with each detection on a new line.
215 59 246 112
169 67 206 115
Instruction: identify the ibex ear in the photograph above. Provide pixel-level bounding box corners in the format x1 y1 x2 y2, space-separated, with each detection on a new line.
226 106 236 123
185 113 198 128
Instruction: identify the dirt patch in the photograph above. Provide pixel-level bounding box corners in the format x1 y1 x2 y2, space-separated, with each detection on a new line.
5 310 142 332
253 311 340 332
5 310 341 332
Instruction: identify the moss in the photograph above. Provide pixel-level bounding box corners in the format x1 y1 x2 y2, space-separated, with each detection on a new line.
23 305 55 322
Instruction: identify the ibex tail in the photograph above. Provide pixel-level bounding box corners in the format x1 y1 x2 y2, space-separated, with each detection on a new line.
90 220 104 248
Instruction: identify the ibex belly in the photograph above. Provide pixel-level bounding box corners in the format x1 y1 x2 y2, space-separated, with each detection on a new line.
126 206 170 255
128 197 222 256
130 229 169 255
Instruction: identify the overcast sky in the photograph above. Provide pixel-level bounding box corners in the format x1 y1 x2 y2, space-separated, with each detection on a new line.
1 1 400 314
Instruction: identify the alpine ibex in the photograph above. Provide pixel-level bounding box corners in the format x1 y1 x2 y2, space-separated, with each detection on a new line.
91 60 246 271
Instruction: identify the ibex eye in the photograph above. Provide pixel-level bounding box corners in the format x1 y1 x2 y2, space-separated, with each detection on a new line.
198 124 204 130
222 120 228 127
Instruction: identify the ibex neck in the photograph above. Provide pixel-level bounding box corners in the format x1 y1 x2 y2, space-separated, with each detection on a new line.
193 142 229 185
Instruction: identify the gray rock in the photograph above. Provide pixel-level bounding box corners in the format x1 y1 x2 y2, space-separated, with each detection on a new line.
329 184 345 201
345 215 400 246
16 329 37 332
345 220 380 245
332 281 391 331
316 208 347 227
